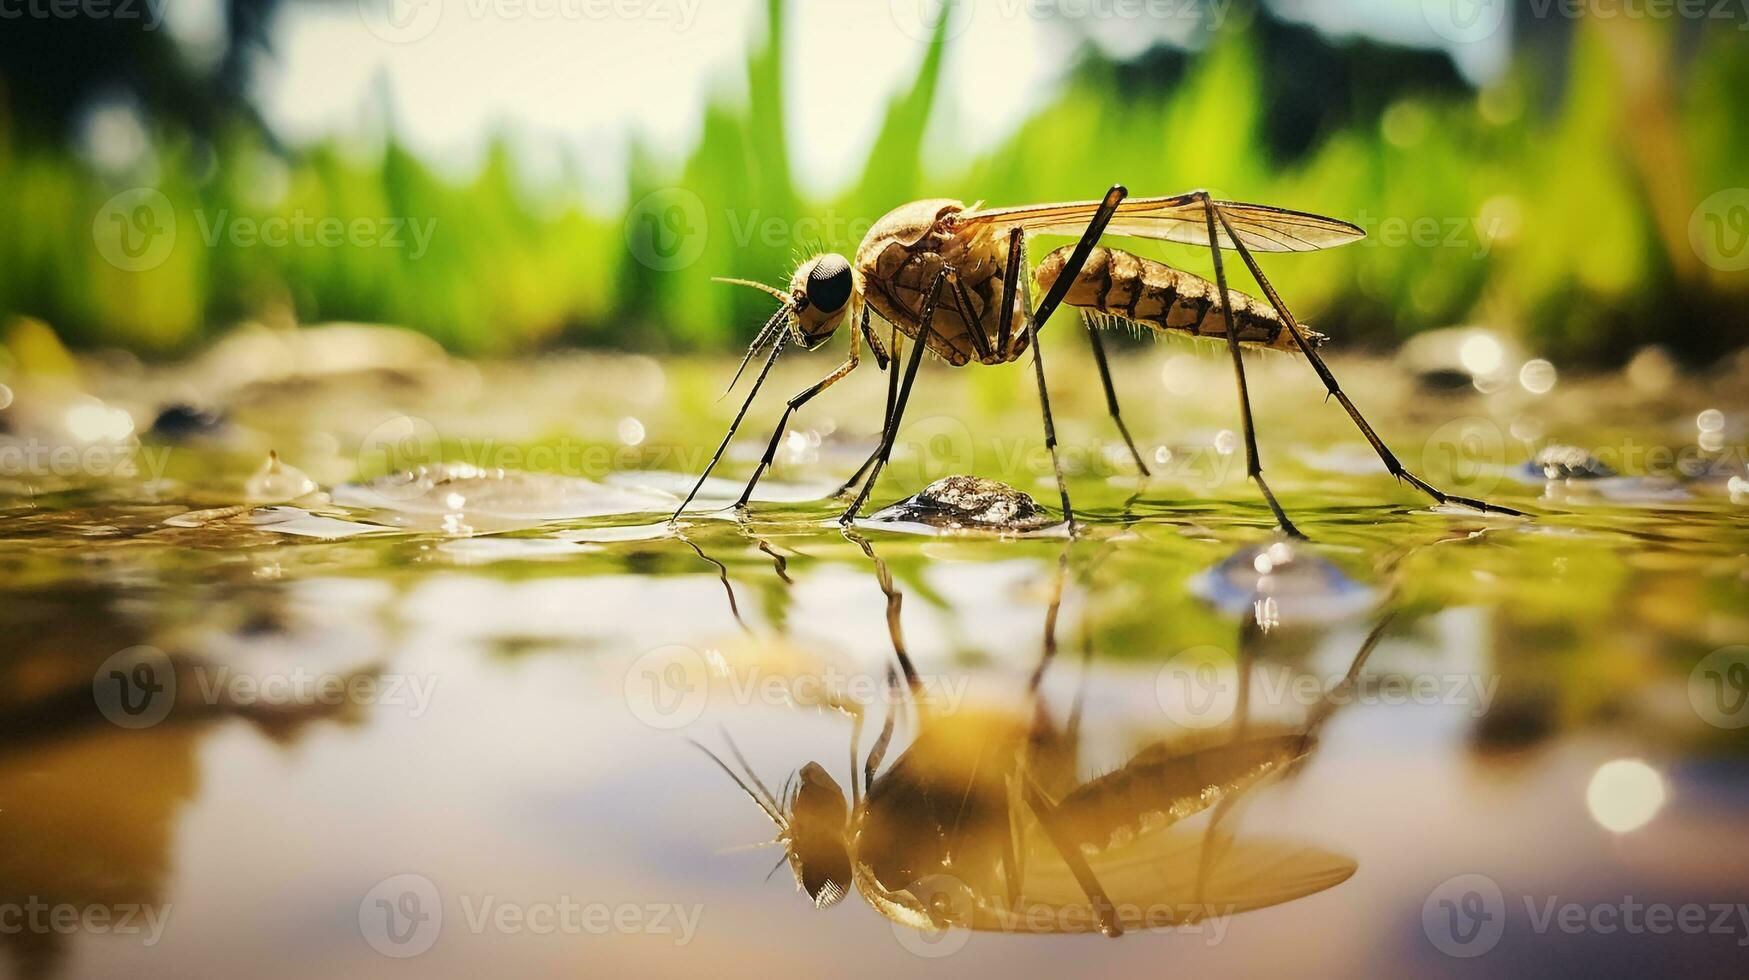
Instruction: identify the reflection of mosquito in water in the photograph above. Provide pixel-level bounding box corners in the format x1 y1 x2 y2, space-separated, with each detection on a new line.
672 187 1530 535
693 534 1396 937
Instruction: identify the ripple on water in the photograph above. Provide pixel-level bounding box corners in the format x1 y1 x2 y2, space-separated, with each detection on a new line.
334 463 678 531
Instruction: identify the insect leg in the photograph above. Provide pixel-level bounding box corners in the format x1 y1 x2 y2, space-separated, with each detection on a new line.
735 307 864 507
998 227 1025 357
863 667 900 795
1083 312 1151 476
679 534 752 635
839 270 946 524
834 325 902 497
1027 543 1072 695
844 527 922 696
672 332 792 522
1208 201 1529 518
1021 776 1123 937
1197 193 1304 538
1031 184 1128 328
1017 231 1076 528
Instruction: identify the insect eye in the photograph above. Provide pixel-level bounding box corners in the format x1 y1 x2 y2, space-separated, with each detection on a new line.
806 255 853 313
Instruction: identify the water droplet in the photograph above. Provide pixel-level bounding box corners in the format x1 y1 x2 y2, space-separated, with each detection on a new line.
1519 359 1557 394
618 416 646 447
64 401 134 442
1160 354 1202 395
1586 759 1665 834
245 451 318 503
1459 333 1504 376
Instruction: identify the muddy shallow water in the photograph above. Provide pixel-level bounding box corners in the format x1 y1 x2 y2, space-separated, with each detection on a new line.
1 331 1746 978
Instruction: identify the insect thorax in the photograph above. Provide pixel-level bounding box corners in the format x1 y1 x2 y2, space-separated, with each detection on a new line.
855 202 1025 367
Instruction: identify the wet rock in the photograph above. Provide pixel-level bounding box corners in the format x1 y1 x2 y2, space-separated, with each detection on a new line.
868 475 1056 531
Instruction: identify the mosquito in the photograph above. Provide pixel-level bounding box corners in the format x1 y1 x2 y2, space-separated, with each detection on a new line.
672 186 1528 536
689 534 1370 937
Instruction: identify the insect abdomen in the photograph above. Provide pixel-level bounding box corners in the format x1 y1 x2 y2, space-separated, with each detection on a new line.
1053 735 1305 853
1033 246 1325 352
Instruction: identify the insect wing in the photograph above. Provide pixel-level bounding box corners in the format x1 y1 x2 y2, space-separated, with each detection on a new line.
960 196 1365 253
985 830 1356 934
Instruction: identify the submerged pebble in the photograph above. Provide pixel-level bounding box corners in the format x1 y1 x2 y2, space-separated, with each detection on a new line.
1511 443 1693 504
150 403 228 441
1189 540 1376 624
868 475 1056 532
1516 444 1617 481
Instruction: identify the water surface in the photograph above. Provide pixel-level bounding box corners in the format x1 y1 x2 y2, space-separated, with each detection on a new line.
2 339 1746 978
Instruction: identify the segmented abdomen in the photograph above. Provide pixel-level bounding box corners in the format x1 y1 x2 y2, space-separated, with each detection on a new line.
1033 245 1325 352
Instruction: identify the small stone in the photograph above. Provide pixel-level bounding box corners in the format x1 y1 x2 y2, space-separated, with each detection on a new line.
1529 444 1615 480
150 403 227 441
869 475 1055 531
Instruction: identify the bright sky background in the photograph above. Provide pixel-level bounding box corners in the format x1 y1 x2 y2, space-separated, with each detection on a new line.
245 0 1508 210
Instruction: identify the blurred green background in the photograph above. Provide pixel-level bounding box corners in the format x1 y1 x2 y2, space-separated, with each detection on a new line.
1 0 1746 365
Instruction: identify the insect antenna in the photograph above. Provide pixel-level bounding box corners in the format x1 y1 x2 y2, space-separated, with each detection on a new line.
688 737 785 828
763 854 789 883
717 839 784 854
711 276 789 303
719 726 785 816
718 300 792 400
